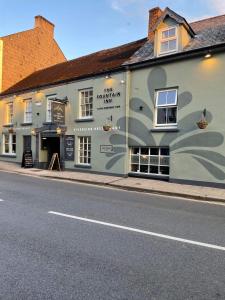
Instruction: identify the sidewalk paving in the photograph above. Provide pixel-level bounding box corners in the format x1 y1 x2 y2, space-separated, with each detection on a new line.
0 161 225 203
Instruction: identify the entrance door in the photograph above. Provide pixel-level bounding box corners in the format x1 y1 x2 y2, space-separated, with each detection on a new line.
46 137 60 169
23 135 31 152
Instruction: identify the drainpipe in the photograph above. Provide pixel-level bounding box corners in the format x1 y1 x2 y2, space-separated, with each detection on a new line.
124 68 131 177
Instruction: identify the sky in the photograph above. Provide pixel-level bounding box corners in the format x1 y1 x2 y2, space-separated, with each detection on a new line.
0 0 225 60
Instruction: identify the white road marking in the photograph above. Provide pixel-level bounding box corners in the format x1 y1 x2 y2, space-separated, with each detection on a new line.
48 211 225 251
0 199 4 202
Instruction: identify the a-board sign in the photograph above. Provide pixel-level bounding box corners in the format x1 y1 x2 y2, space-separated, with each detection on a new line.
21 150 33 168
64 135 75 161
48 153 61 171
52 101 65 124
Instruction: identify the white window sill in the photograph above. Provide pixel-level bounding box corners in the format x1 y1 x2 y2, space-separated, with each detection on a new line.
157 50 178 57
1 153 16 157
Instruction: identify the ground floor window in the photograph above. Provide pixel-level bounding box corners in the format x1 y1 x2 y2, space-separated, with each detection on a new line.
3 133 16 155
130 147 169 176
78 136 91 165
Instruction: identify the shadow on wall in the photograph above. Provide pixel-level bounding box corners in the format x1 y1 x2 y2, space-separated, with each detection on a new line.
105 67 225 180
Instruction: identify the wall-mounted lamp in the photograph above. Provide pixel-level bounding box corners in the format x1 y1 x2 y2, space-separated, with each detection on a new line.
204 52 212 59
56 127 62 135
120 79 125 84
31 128 36 136
105 74 111 79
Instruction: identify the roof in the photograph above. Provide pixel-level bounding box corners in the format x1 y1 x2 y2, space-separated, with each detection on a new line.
151 7 195 37
0 38 147 96
2 10 225 97
127 12 225 65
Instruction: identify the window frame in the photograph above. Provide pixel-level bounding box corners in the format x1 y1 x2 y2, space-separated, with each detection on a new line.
79 88 93 119
158 26 178 56
130 147 170 177
78 136 91 166
24 99 33 124
2 133 16 155
46 94 56 122
154 88 178 128
6 102 13 125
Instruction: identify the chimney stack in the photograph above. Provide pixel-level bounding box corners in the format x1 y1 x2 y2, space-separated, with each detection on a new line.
148 7 163 40
34 16 55 38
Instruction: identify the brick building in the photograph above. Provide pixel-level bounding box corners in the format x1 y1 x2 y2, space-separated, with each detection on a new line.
0 15 66 92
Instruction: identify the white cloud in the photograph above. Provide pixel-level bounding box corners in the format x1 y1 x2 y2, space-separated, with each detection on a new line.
208 0 225 14
109 0 151 15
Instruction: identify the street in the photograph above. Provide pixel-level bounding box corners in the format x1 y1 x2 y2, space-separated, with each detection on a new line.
0 171 224 300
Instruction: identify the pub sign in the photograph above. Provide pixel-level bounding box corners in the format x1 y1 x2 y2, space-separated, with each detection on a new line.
52 101 65 125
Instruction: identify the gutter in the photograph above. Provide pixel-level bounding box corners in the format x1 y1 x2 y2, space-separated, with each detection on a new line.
126 43 225 70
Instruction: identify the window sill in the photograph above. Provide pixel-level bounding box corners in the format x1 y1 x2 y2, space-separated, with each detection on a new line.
3 124 13 128
0 154 17 158
128 172 169 181
74 164 92 169
74 118 94 123
43 122 54 125
21 122 33 126
150 128 179 132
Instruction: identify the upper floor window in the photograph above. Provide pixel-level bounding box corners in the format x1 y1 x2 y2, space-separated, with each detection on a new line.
79 88 93 118
155 89 178 127
6 102 13 125
24 99 32 123
159 27 178 55
46 95 56 122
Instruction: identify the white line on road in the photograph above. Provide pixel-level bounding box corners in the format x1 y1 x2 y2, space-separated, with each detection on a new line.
48 211 225 251
0 199 4 202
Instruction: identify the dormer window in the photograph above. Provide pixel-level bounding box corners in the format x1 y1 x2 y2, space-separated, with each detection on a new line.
159 27 178 55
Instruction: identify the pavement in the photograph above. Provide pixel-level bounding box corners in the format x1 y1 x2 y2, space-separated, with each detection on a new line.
0 161 225 203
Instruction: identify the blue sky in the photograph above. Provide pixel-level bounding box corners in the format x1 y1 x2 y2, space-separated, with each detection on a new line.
0 0 224 59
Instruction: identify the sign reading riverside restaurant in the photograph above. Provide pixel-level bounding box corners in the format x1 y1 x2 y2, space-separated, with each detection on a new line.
64 135 75 161
52 101 65 124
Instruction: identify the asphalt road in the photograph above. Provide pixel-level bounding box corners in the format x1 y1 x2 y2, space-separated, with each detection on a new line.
0 171 224 300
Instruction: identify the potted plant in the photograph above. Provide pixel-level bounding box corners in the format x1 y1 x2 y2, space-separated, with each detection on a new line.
197 109 208 129
103 124 112 132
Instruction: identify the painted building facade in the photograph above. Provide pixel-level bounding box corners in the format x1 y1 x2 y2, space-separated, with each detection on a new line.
1 7 225 187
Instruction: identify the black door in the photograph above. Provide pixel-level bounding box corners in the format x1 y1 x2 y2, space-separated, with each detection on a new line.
23 135 31 152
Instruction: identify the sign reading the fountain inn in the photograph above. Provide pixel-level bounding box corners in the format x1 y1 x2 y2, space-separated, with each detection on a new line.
97 88 121 104
96 87 121 111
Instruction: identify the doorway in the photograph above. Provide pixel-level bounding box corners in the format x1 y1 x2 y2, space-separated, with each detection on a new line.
41 136 60 169
23 135 31 152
